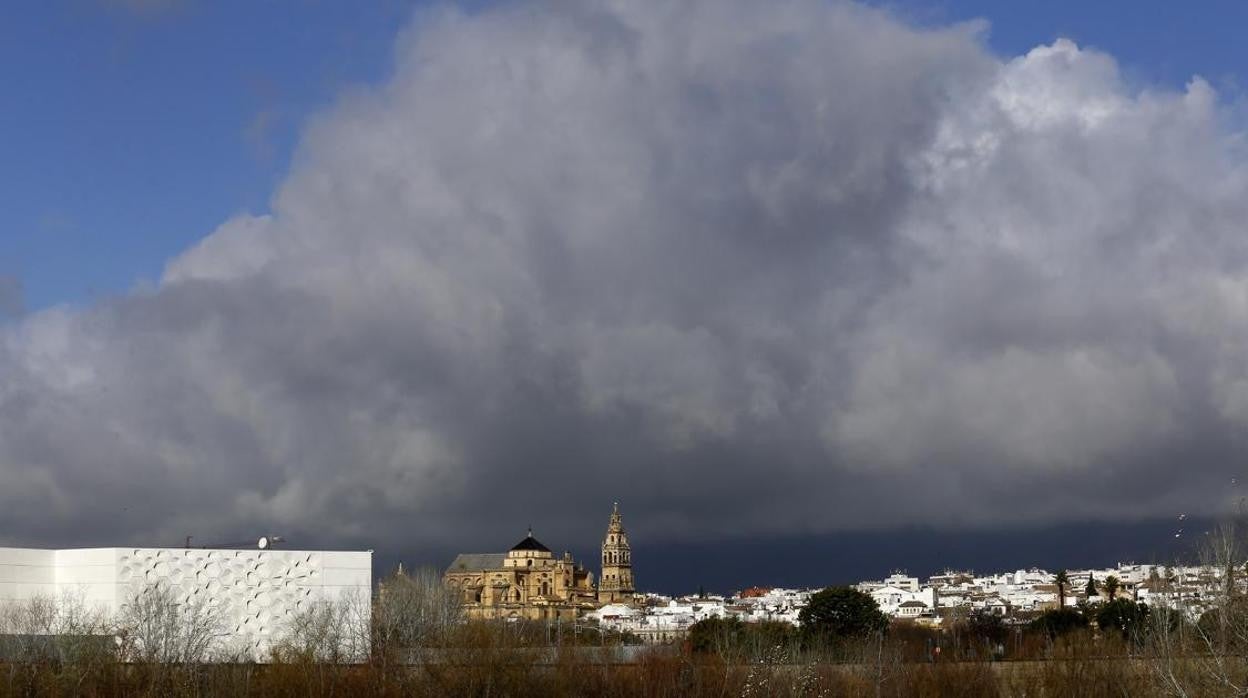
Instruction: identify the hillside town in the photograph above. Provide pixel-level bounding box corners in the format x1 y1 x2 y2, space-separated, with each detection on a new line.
584 563 1233 644
436 503 1246 646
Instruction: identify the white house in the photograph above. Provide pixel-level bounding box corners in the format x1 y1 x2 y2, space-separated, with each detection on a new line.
869 585 937 618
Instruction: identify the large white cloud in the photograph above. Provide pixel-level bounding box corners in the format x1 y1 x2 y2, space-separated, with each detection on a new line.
3 0 1247 552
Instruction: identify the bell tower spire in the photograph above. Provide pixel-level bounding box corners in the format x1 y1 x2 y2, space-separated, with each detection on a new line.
598 502 635 604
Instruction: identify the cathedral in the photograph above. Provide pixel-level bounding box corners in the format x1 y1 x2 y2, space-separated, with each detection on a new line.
442 504 637 620
598 502 635 603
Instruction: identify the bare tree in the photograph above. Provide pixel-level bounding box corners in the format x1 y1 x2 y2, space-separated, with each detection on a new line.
373 566 463 663
115 583 228 664
0 594 60 664
1145 519 1248 696
0 590 114 693
272 591 370 663
265 593 372 695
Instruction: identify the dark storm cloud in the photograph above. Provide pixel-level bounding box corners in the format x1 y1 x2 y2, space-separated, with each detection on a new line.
3 1 1248 557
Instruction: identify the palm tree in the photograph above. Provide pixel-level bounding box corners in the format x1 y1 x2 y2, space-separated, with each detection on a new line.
1055 569 1070 609
1104 575 1121 600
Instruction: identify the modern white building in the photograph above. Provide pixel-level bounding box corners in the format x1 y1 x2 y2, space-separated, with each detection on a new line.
0 546 372 658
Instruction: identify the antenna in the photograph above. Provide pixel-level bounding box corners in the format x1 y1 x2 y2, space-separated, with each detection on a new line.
192 535 286 550
257 535 286 550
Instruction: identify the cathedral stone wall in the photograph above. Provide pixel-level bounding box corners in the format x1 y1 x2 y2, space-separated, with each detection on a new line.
444 505 640 619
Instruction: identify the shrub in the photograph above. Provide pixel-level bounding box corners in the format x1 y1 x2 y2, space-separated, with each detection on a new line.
799 587 888 649
1096 599 1149 641
1029 608 1087 639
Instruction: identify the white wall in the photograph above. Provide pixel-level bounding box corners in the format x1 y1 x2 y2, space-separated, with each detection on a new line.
0 546 372 658
0 547 57 605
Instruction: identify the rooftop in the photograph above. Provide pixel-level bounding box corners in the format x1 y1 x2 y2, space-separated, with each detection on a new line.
447 553 507 573
509 529 552 553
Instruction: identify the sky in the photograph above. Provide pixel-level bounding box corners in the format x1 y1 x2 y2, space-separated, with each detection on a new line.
2 0 1248 591
6 0 1247 314
1 0 423 313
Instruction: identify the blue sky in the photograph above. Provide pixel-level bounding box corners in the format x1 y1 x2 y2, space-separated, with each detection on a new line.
2 0 1246 314
0 0 423 312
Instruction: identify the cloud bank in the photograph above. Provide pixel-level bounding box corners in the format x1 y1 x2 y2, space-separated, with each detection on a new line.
4 0 1248 553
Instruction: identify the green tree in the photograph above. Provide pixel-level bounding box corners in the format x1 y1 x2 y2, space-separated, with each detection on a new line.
1029 608 1086 639
798 587 888 647
1054 569 1070 609
963 609 1008 650
1096 599 1149 640
687 616 746 655
1196 596 1248 651
687 617 794 659
1104 575 1121 600
1085 576 1098 599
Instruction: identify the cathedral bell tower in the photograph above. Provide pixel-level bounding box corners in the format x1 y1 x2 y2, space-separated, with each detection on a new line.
598 502 635 604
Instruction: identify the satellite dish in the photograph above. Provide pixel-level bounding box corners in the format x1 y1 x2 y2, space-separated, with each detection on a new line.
258 536 269 550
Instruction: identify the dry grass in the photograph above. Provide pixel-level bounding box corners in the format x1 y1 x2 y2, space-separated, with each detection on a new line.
0 623 1235 697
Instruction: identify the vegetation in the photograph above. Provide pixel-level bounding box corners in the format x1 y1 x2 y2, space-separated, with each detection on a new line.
1096 598 1149 640
1054 569 1069 609
11 557 1248 695
1028 607 1086 638
1103 574 1122 600
959 609 1008 652
798 586 888 647
686 617 795 659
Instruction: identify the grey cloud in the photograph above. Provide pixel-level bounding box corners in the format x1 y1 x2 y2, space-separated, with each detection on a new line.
2 2 1247 556
0 277 22 319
